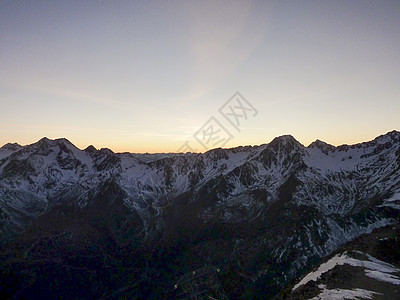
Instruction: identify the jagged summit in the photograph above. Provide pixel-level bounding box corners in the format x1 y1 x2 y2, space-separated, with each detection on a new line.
309 139 327 147
271 134 299 143
386 129 400 136
34 137 50 146
308 139 336 154
38 137 50 143
32 137 75 148
267 134 303 152
1 142 22 151
54 137 74 145
204 147 229 160
99 147 114 155
374 130 400 144
84 145 97 153
271 134 301 145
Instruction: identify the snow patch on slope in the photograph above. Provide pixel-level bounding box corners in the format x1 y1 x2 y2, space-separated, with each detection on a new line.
293 253 345 290
310 285 381 300
378 192 400 209
293 251 400 290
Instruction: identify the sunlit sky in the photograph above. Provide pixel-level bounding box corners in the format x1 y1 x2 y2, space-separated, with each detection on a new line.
1 1 399 153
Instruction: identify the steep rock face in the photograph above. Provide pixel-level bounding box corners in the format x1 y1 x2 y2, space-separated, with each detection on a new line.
0 131 399 298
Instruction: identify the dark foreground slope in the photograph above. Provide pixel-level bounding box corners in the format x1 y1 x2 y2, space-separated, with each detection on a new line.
0 131 399 298
278 224 400 299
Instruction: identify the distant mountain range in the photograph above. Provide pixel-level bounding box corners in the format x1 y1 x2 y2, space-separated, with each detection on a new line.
1 131 399 299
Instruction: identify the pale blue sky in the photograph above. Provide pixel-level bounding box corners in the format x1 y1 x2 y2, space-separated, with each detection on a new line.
1 1 399 152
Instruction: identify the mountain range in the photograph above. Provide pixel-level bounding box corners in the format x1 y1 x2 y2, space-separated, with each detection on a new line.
0 131 399 299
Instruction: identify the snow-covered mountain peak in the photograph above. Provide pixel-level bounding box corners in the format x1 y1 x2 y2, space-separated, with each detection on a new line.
0 143 22 160
25 137 77 154
308 139 336 155
270 134 301 146
373 130 400 144
265 135 304 154
204 148 229 160
54 137 75 147
99 147 114 155
0 142 22 151
84 145 97 153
